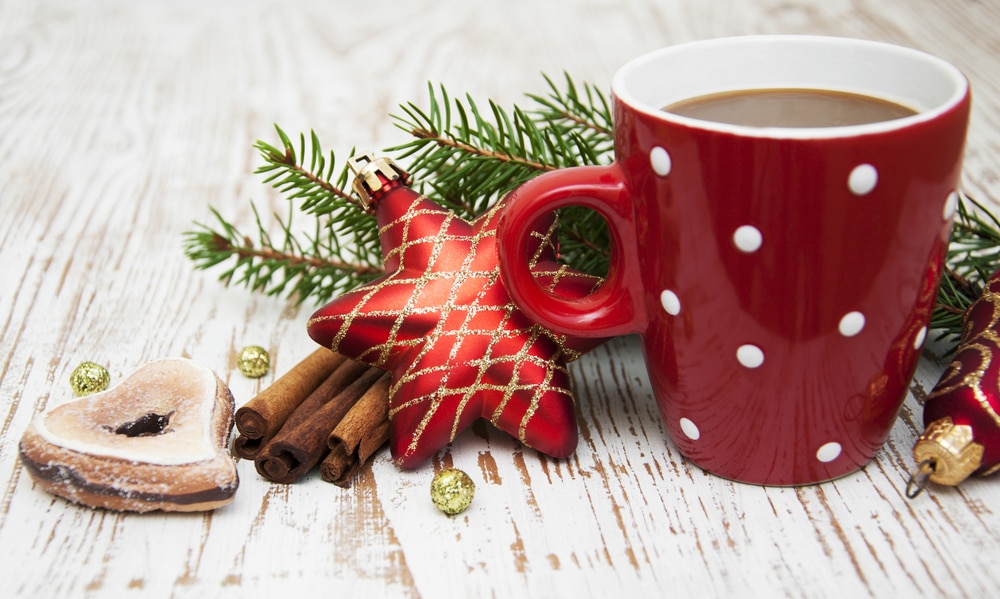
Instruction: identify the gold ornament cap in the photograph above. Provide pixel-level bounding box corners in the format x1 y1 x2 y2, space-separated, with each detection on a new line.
913 417 984 486
348 153 409 209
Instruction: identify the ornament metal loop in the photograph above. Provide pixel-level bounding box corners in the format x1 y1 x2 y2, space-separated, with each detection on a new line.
905 458 936 499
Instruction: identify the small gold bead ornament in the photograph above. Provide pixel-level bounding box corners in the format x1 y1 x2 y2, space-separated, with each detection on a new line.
237 345 271 378
430 468 476 515
69 362 111 396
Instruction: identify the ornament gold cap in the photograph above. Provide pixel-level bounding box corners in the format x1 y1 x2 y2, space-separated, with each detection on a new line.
348 153 409 209
913 416 984 486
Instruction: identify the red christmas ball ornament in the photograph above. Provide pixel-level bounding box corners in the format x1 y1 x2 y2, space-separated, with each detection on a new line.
306 154 606 468
909 268 1000 496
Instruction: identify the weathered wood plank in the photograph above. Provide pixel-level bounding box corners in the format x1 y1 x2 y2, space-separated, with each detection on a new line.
1 0 999 597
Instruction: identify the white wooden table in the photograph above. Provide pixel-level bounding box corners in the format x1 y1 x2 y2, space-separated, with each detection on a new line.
2 1 999 596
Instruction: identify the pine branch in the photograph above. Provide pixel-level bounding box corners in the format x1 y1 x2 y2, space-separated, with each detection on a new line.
183 73 1000 353
185 75 616 304
184 203 383 305
250 126 383 272
389 75 614 275
253 126 364 215
529 72 614 142
183 126 384 304
931 194 1000 342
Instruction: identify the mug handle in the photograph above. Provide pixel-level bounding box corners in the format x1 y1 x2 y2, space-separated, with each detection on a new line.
498 164 646 338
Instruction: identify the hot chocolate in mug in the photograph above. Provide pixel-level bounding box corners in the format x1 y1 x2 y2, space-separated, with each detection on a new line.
497 36 970 485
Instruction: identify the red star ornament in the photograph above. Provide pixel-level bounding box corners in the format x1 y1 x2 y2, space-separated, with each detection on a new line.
307 155 606 468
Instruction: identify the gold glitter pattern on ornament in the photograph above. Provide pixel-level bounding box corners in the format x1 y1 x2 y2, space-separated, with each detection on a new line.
307 185 606 468
431 468 475 515
915 283 1000 489
237 346 270 378
70 362 111 396
929 289 1000 430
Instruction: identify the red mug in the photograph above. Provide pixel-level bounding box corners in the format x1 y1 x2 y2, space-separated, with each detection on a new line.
498 36 970 485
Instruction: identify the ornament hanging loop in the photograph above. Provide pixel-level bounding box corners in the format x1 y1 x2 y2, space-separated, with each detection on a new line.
905 458 937 499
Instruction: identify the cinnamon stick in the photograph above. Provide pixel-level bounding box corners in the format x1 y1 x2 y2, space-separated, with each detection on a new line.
320 373 391 487
232 348 346 459
266 358 369 434
232 435 266 460
321 420 390 487
255 365 384 484
248 357 368 473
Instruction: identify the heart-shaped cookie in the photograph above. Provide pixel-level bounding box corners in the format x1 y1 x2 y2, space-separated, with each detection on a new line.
19 358 239 512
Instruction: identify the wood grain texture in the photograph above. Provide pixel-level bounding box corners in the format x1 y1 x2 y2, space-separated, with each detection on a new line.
2 0 999 596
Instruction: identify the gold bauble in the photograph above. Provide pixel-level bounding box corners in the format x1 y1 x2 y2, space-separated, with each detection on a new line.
237 345 270 378
69 362 110 396
430 468 475 515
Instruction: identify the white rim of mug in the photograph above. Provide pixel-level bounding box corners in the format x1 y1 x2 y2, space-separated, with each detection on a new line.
611 35 969 140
